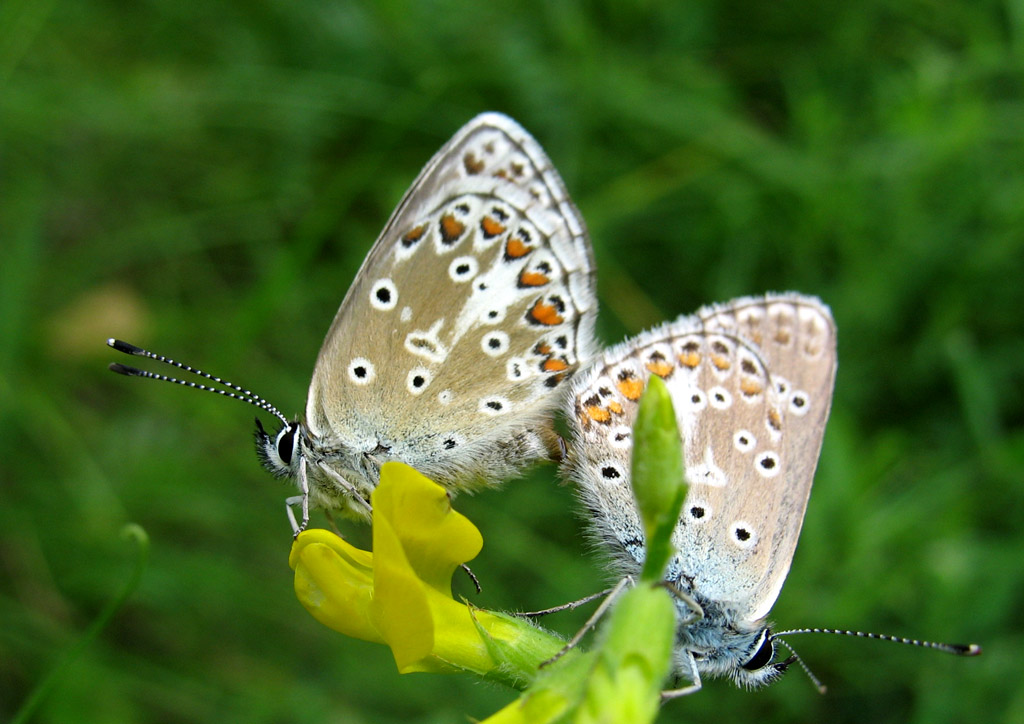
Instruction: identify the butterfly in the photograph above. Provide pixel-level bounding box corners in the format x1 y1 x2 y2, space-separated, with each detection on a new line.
563 293 838 691
110 113 598 531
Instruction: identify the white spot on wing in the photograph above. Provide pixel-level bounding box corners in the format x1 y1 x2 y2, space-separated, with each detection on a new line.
608 426 633 449
369 279 398 311
597 460 626 486
406 367 432 395
755 451 781 478
730 521 758 549
686 445 727 487
708 386 732 410
686 389 707 413
481 306 505 324
405 319 449 363
687 500 712 525
448 255 479 283
733 430 756 453
506 357 529 380
481 330 510 357
479 396 511 416
347 358 375 385
440 433 464 451
789 390 811 416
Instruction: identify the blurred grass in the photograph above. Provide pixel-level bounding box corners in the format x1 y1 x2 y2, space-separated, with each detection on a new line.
1 1 1021 722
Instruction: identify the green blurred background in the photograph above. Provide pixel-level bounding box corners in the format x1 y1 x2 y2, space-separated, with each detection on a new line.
2 1 1021 722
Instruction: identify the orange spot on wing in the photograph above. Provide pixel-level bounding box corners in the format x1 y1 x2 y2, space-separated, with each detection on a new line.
740 378 763 397
463 152 485 174
678 351 700 368
608 401 623 415
617 377 645 401
440 214 465 243
529 300 564 326
481 215 506 237
801 339 820 356
768 409 782 431
645 360 673 378
402 224 426 244
519 270 550 287
505 237 532 258
543 358 569 372
711 355 731 371
586 405 611 423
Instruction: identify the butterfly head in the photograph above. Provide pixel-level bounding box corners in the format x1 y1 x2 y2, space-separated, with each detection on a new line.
726 627 793 689
255 417 303 479
683 606 792 690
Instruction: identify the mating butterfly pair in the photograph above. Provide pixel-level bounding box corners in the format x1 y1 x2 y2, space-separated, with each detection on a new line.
112 114 973 692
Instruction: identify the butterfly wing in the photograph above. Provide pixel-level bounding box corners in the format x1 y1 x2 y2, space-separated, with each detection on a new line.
306 113 598 491
692 294 836 618
565 294 836 622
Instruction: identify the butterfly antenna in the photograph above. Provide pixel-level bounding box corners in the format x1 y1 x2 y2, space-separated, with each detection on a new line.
773 637 827 694
772 627 981 657
106 338 290 426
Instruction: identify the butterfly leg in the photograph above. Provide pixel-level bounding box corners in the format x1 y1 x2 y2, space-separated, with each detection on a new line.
539 576 632 668
285 496 305 536
662 580 705 626
520 588 614 618
460 563 482 594
661 652 703 699
285 457 314 536
315 461 373 516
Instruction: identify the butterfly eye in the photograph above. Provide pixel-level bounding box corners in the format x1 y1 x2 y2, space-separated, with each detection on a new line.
276 424 298 465
741 630 776 671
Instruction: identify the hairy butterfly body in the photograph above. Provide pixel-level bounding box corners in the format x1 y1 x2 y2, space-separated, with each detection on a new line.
112 113 598 530
564 293 837 691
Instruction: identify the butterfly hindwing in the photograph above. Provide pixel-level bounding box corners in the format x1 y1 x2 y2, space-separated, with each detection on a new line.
565 294 836 623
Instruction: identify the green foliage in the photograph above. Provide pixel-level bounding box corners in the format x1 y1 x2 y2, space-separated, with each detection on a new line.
572 584 677 724
1 1 1019 722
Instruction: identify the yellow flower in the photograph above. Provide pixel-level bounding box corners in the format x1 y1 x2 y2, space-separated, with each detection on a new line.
289 462 567 685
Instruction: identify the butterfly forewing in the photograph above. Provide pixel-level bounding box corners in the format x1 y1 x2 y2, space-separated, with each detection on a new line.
305 113 598 493
565 294 836 622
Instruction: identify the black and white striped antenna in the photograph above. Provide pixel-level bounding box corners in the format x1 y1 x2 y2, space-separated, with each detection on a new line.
774 627 980 656
771 627 981 693
106 338 290 426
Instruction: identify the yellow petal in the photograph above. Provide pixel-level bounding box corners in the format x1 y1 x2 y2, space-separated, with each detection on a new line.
373 462 483 594
290 529 381 644
371 493 437 670
372 462 495 673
